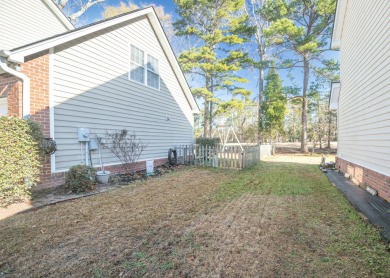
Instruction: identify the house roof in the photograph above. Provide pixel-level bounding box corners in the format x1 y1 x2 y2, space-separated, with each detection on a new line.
8 7 200 113
331 0 347 49
43 0 75 30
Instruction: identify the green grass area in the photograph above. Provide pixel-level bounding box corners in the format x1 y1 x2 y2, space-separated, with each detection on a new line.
214 161 328 200
214 160 390 275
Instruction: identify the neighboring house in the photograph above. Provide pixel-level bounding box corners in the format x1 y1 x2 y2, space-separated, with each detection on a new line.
330 0 390 202
0 3 199 188
0 0 74 51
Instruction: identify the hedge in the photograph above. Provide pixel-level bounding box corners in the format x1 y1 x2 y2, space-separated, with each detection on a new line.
195 137 221 146
0 117 43 207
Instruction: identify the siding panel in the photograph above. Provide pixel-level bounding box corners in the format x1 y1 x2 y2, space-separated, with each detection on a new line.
53 16 194 170
0 0 70 50
338 0 390 177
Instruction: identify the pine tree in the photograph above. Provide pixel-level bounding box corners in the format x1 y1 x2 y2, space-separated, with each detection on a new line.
262 66 286 140
264 0 336 151
174 0 254 137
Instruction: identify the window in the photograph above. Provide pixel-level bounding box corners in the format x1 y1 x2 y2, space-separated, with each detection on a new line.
0 97 8 116
130 45 145 84
129 45 160 90
147 54 159 89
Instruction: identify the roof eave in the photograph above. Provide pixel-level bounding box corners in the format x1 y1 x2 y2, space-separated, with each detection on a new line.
42 0 75 30
331 0 348 49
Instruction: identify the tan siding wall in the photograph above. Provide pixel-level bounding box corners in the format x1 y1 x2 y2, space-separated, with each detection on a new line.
0 0 69 50
338 0 390 177
52 16 194 171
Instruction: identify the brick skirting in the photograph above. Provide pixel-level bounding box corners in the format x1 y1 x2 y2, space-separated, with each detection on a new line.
36 158 169 190
336 157 390 202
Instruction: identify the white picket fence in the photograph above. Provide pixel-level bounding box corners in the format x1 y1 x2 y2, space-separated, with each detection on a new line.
175 144 261 169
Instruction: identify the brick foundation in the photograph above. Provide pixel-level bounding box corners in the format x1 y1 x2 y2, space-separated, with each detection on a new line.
36 158 169 190
336 157 390 202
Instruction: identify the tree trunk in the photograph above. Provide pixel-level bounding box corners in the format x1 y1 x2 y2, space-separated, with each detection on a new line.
327 111 332 148
318 102 322 149
203 99 210 137
209 77 214 137
258 65 264 144
203 75 212 137
301 57 309 153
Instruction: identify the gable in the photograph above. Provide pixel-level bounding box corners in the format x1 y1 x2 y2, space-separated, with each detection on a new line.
0 0 73 51
5 7 198 113
51 15 196 170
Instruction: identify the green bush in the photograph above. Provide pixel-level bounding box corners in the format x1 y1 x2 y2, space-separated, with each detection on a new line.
195 137 221 146
65 165 96 193
26 119 46 157
0 116 42 207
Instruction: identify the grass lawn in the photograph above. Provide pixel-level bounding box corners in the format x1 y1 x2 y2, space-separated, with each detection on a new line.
0 155 389 277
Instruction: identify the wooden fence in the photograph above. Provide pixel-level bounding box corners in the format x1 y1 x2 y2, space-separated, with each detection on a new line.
175 144 261 169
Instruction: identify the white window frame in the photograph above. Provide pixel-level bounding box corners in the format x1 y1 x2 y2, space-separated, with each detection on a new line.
128 44 160 91
0 97 8 116
146 54 160 90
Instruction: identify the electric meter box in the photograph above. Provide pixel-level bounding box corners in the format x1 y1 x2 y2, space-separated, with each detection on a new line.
78 128 90 142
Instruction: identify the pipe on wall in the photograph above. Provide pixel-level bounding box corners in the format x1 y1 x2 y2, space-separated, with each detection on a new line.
0 55 30 118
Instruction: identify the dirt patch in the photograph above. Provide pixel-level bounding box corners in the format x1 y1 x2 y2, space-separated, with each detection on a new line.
0 164 187 221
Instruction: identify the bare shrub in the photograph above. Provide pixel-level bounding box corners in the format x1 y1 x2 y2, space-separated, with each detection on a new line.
105 130 147 174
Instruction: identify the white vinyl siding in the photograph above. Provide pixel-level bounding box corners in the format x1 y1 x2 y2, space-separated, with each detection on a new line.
0 0 70 50
52 16 194 171
337 0 390 176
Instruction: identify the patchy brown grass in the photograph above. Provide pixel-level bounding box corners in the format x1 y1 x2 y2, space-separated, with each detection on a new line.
0 157 389 277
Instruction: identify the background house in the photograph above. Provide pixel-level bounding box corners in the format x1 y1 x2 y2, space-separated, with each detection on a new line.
330 0 389 202
0 3 199 188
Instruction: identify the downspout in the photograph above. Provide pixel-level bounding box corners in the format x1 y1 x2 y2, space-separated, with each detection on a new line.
0 52 30 118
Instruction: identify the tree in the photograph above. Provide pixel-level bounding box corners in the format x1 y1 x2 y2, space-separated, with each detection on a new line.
265 0 336 152
244 0 287 142
262 66 287 140
56 0 104 23
174 0 254 137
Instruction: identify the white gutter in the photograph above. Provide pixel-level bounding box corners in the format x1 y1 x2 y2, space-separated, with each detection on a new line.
0 54 30 118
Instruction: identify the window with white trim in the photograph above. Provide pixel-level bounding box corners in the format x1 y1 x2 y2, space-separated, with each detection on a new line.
0 97 8 116
129 45 160 90
130 45 145 84
147 54 159 89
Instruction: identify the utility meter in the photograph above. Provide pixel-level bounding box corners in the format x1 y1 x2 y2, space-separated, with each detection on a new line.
88 139 99 151
78 128 90 142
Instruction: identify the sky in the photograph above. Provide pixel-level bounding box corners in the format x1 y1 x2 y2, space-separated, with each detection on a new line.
77 0 340 102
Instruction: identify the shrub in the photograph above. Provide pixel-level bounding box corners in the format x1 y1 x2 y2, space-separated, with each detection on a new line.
65 165 97 193
26 119 46 157
105 129 147 174
195 137 221 146
0 117 42 207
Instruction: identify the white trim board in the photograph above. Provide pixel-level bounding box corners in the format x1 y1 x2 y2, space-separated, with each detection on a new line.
42 0 74 30
49 47 56 173
331 0 348 49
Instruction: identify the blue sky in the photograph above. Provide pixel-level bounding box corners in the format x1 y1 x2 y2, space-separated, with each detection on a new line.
80 0 339 102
